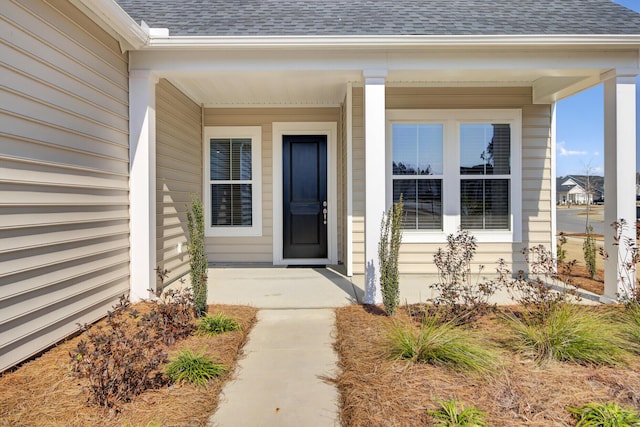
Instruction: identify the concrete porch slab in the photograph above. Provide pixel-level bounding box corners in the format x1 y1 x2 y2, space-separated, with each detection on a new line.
205 266 363 309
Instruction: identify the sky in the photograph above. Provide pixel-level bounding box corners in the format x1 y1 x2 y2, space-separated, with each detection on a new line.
555 0 640 177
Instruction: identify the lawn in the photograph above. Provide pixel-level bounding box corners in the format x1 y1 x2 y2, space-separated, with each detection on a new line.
332 303 640 427
0 303 256 427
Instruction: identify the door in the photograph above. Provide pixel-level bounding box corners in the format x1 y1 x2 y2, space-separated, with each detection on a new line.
282 135 328 259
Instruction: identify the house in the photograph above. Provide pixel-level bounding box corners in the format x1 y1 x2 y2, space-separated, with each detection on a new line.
557 175 605 204
2 0 639 371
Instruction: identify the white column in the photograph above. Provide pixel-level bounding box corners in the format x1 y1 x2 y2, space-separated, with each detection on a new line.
602 70 637 302
346 82 354 277
129 70 158 302
364 70 387 304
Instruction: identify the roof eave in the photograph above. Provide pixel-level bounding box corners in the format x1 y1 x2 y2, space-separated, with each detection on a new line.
70 0 148 51
145 34 640 50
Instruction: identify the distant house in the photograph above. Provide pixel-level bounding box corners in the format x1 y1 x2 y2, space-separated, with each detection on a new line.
556 175 604 204
2 0 639 372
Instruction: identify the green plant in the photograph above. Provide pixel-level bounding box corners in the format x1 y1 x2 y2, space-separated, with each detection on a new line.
621 303 640 353
165 349 226 386
187 196 208 317
197 313 241 335
504 304 625 365
427 398 487 427
387 317 496 374
584 225 597 279
557 232 568 264
69 296 168 408
429 230 500 322
568 402 640 426
379 196 403 316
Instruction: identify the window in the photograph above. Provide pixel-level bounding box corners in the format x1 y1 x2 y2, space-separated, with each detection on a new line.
204 126 262 236
391 124 443 230
387 110 521 243
460 123 511 230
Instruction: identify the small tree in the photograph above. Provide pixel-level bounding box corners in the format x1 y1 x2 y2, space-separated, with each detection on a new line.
187 196 208 317
583 224 597 279
379 197 403 316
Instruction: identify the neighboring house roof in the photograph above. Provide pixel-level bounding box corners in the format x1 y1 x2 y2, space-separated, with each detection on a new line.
558 175 605 196
114 0 640 37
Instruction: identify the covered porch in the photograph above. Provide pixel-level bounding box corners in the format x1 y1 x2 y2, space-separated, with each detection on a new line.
128 41 638 304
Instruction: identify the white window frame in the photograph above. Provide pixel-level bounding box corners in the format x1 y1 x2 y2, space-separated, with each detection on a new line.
204 126 262 237
386 109 522 243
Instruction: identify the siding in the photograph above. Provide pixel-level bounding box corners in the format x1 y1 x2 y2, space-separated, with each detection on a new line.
156 79 202 286
203 107 341 263
351 87 552 274
0 0 130 371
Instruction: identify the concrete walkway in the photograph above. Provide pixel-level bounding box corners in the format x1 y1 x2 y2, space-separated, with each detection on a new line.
206 266 355 427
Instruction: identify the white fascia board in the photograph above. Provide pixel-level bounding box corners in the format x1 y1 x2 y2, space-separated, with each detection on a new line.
70 0 149 50
146 34 640 50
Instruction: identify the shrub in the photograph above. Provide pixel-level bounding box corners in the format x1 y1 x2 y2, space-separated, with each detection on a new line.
197 313 241 335
429 230 500 322
504 304 626 365
165 349 226 386
69 297 168 408
583 225 597 279
387 317 497 374
379 197 403 316
568 402 640 427
557 232 568 264
139 288 196 346
601 219 640 302
503 245 579 316
427 398 487 427
187 196 208 316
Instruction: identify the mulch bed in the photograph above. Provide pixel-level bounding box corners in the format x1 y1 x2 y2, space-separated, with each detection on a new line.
0 304 257 427
332 304 640 427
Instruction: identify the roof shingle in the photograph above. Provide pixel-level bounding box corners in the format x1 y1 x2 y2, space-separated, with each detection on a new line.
115 0 640 37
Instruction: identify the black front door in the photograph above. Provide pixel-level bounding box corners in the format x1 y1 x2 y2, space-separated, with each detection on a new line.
283 135 328 259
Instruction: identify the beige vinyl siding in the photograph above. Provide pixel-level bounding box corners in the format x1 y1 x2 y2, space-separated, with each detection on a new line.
352 88 365 273
350 87 551 275
156 79 202 286
203 107 341 263
0 0 129 372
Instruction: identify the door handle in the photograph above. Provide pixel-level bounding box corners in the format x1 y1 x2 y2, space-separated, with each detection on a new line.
322 201 327 225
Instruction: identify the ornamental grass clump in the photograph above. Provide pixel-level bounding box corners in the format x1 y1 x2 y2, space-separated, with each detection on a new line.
379 197 403 316
568 402 640 427
387 317 497 374
504 304 626 366
197 313 241 335
165 349 226 387
427 398 487 427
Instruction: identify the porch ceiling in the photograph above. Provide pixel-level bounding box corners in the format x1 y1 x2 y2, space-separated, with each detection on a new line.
163 68 603 107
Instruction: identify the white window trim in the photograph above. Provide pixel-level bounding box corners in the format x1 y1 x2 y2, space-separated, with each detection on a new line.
204 126 262 237
386 109 522 243
272 122 338 265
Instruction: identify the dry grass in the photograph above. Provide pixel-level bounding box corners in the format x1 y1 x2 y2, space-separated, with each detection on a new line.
0 304 257 427
332 304 640 427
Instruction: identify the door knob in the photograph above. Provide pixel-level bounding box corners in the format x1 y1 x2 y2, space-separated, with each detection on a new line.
322 201 328 225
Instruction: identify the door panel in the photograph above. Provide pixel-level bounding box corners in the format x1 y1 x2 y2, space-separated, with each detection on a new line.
283 135 327 259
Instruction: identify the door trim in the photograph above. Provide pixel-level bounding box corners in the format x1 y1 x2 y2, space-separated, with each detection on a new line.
273 122 338 265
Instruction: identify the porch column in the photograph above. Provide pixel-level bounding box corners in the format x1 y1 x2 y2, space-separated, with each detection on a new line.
602 70 637 302
129 70 158 301
364 70 387 304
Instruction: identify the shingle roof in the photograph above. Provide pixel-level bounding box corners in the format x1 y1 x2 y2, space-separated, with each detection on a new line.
115 0 640 37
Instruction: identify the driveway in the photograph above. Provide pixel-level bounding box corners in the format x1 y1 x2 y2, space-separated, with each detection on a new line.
556 206 605 236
